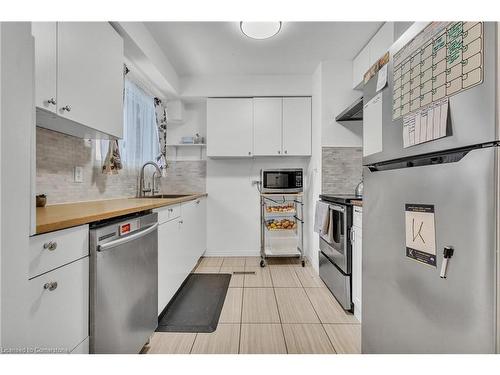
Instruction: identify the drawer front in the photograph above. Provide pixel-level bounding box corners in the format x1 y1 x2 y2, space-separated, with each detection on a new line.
29 225 89 279
155 204 181 224
353 208 363 228
28 257 89 353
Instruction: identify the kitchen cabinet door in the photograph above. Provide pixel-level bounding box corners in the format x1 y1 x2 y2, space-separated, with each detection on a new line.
352 44 370 89
57 22 123 139
369 22 394 66
207 98 253 157
194 197 207 259
28 256 89 353
253 98 283 156
157 218 184 316
180 199 204 271
282 97 311 156
32 22 57 113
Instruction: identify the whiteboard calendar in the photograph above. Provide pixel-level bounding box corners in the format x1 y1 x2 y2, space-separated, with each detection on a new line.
392 22 483 120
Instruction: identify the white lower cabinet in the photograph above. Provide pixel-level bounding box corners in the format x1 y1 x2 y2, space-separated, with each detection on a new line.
156 197 207 316
28 256 89 353
157 217 184 316
352 207 362 322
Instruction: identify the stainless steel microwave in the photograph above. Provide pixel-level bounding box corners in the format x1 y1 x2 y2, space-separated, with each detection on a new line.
260 169 303 193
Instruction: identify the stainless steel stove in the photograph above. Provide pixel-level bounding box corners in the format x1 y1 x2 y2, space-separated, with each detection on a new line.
318 194 362 311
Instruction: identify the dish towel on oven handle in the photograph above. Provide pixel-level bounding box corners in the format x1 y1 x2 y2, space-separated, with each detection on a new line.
314 201 330 238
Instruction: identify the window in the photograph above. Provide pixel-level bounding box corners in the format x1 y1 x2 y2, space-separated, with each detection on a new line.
120 79 159 169
96 79 159 170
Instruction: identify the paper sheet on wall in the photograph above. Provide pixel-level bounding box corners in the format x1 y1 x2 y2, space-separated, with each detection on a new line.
376 64 388 92
403 98 448 148
363 93 383 156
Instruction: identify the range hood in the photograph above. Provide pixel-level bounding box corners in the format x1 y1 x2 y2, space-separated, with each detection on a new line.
335 96 363 122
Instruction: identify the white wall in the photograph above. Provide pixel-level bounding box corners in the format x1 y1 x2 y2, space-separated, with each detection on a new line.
305 63 323 271
181 74 312 98
320 60 363 147
206 157 310 256
0 22 33 349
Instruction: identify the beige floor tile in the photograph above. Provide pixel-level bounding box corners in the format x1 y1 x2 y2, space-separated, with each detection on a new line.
274 288 320 323
267 257 295 266
294 266 325 288
305 288 358 324
220 267 245 288
323 324 361 354
244 257 262 268
244 267 273 288
190 324 240 354
242 288 280 323
194 266 220 273
147 332 196 354
282 324 336 354
221 257 246 267
199 257 224 267
240 324 287 354
269 265 302 287
219 288 243 323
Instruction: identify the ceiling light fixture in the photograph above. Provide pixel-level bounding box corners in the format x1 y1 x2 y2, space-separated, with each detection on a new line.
240 22 282 40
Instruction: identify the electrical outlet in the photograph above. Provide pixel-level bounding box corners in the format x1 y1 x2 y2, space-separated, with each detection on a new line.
74 166 83 183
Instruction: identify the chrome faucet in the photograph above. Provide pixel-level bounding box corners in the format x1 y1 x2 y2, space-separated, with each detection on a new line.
139 161 162 197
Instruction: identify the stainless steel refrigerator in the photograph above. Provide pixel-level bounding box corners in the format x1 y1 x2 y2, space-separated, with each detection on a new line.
362 22 499 353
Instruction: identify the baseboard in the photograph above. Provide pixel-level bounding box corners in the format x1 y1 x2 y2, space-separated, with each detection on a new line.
203 250 261 257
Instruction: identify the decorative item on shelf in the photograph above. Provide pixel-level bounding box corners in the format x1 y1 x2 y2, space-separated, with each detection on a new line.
36 194 47 207
181 136 194 144
194 133 202 144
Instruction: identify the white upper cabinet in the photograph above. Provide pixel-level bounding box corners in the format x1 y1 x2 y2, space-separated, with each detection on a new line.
352 22 395 89
253 98 283 156
369 22 394 65
207 97 311 158
33 22 124 139
32 22 57 113
352 44 370 89
57 22 124 139
207 98 254 157
282 97 311 156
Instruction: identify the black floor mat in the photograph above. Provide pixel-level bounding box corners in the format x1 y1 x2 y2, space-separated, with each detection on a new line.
156 273 231 333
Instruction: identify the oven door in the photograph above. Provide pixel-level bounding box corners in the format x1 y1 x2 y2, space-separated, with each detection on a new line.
319 203 350 274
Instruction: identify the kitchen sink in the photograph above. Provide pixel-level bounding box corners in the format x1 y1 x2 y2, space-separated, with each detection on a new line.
149 194 192 199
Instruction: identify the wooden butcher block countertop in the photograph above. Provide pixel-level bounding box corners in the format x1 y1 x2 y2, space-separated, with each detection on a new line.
36 194 207 235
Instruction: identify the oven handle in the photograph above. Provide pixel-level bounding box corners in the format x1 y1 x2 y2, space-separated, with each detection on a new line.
329 204 345 213
97 222 158 252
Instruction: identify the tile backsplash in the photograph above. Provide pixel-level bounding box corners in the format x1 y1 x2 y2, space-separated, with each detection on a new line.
321 146 363 195
36 127 206 205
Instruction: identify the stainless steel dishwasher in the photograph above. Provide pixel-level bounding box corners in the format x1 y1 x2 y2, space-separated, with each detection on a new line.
89 212 158 354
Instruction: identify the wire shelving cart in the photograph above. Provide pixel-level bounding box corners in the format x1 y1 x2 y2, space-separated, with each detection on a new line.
260 193 305 267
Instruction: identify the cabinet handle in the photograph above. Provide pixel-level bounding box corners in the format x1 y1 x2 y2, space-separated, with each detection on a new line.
284 150 288 154
43 281 58 291
61 105 71 112
248 152 251 156
278 150 281 154
47 98 56 105
43 241 57 251
179 220 184 224
168 208 173 212
196 200 200 204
